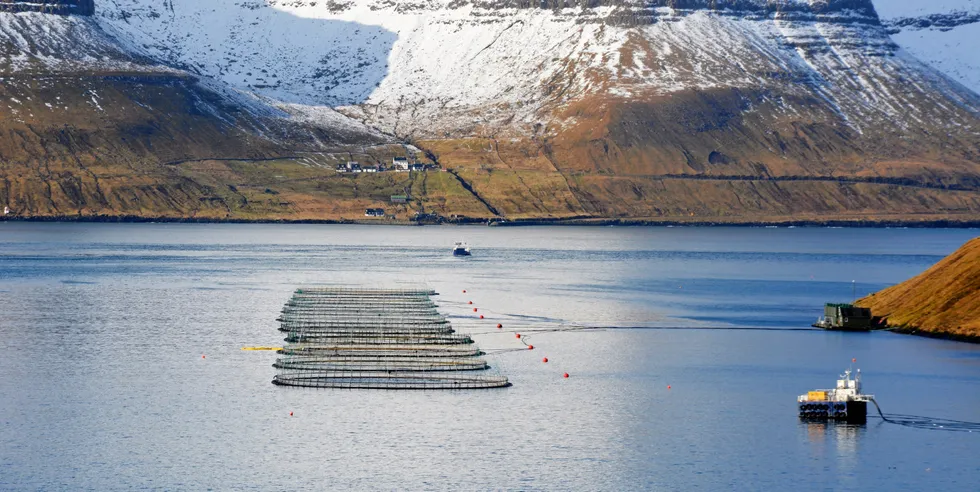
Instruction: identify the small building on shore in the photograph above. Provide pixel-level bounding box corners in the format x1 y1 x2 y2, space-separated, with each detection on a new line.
814 303 873 331
392 157 409 171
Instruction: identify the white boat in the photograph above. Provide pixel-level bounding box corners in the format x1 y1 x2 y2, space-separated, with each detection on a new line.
452 241 471 256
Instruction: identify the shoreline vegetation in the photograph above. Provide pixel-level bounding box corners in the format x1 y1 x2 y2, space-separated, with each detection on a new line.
3 215 980 228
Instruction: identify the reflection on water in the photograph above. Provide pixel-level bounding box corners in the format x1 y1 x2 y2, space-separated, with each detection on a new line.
1 224 979 490
803 421 864 458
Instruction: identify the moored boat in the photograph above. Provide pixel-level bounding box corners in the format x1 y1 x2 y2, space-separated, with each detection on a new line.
798 367 872 423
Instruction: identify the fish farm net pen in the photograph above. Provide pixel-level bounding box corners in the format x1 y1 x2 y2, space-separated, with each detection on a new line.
282 305 441 314
271 287 509 390
284 334 474 344
273 356 491 372
279 326 457 336
285 298 438 306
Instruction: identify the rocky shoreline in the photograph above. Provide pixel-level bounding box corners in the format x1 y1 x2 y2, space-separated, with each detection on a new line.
3 215 980 228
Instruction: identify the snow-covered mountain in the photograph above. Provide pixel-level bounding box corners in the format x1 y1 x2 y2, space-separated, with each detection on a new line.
91 0 980 140
2 1 980 221
877 0 980 94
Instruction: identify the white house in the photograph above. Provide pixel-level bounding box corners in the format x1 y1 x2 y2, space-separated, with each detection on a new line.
392 157 409 171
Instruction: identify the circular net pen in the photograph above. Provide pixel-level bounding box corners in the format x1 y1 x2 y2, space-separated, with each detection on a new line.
279 325 456 336
280 319 452 331
273 356 491 372
284 334 474 344
271 287 509 390
277 344 485 357
273 372 510 389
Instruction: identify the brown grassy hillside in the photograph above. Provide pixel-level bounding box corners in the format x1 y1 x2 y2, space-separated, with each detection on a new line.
857 238 980 341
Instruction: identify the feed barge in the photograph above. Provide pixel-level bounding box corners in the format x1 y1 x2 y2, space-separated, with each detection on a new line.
798 368 872 423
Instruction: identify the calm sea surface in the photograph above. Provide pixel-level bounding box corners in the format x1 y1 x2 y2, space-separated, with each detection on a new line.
1 223 979 490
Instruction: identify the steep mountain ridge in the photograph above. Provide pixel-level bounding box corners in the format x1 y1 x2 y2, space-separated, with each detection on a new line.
875 1 980 94
0 1 94 15
95 1 979 138
0 9 394 217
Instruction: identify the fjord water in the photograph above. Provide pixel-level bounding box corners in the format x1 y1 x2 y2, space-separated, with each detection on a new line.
1 223 978 490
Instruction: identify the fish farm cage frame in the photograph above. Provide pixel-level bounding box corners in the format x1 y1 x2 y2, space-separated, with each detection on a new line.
271 287 510 390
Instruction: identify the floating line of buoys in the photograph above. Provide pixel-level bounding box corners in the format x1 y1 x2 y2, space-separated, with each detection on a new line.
242 346 283 351
457 288 578 382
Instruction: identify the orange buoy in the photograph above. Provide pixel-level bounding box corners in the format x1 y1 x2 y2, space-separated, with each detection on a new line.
479 315 484 319
542 357 548 363
515 333 521 339
563 373 569 378
496 323 502 328
527 345 534 350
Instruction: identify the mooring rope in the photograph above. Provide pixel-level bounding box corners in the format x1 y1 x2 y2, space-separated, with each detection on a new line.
869 398 980 432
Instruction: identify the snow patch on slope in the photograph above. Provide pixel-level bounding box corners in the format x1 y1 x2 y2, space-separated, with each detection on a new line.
0 11 166 73
873 0 980 93
91 1 978 138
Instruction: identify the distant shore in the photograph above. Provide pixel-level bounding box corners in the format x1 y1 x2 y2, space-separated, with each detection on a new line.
2 215 980 228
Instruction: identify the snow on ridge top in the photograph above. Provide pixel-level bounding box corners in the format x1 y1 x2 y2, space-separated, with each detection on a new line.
872 0 978 20
269 0 878 15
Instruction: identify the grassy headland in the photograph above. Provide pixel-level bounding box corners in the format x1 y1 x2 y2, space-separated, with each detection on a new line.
858 237 980 342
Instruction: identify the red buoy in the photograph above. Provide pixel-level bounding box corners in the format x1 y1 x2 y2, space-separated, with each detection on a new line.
515 334 521 339
667 385 671 390
289 411 293 416
202 355 206 359
496 323 502 328
479 315 484 319
542 357 548 363
463 290 467 293
527 345 534 350
468 301 473 305
852 358 856 363
563 373 569 378
473 308 478 312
